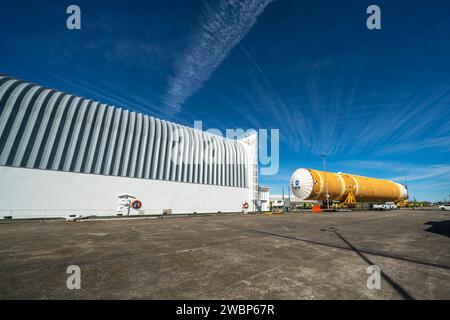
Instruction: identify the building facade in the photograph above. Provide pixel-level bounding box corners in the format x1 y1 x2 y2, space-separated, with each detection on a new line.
0 75 257 218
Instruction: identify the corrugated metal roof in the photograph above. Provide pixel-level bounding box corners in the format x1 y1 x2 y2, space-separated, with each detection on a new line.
0 75 248 187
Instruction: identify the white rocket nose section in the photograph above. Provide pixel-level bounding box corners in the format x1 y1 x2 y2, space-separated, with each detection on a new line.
290 168 314 200
396 183 409 201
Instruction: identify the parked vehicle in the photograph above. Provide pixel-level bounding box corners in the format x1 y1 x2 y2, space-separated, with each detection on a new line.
439 203 450 211
372 202 397 211
372 203 389 211
386 202 398 210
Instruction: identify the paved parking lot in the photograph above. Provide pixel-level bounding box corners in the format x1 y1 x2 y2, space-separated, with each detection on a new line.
0 209 449 299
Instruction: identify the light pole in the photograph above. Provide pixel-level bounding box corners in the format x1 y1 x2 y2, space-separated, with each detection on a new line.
321 154 330 211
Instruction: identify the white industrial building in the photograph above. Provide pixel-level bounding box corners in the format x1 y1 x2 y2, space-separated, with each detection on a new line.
269 194 318 210
258 186 270 211
0 75 259 219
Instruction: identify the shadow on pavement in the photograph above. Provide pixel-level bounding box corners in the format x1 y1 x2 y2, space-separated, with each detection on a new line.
424 220 450 238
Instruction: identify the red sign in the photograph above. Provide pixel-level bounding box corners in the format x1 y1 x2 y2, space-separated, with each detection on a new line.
131 199 142 209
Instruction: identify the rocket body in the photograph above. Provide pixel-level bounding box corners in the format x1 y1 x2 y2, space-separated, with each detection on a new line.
290 168 408 202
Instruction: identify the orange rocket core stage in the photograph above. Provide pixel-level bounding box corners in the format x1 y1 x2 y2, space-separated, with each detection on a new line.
290 168 408 203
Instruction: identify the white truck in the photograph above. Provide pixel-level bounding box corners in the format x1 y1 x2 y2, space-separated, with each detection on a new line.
386 202 398 210
372 202 397 211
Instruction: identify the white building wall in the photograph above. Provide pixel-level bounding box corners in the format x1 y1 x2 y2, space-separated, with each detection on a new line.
0 166 252 219
0 75 258 219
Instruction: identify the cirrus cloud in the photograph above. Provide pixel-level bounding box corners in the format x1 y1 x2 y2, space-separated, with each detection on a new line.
163 0 274 113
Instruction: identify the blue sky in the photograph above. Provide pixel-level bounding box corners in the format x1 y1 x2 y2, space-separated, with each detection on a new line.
1 0 449 201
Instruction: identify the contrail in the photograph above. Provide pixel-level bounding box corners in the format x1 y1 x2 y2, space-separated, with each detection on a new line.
163 0 274 113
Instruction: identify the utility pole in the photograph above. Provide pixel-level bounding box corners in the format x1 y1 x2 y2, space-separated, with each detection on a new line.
321 154 330 211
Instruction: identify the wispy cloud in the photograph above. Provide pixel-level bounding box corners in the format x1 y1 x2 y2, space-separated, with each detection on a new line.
163 0 273 113
389 164 450 182
270 59 450 157
340 160 450 181
238 44 309 149
351 84 450 151
375 136 450 155
51 74 161 116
